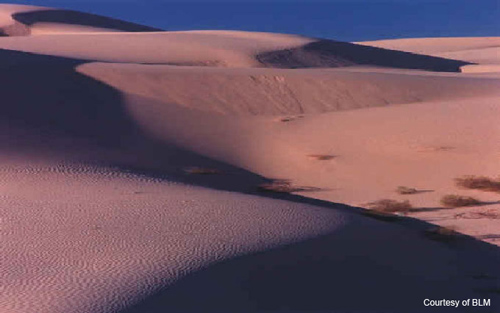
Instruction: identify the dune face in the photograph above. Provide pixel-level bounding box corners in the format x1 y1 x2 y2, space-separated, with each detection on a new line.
258 39 470 72
0 4 161 36
1 4 500 313
359 37 500 73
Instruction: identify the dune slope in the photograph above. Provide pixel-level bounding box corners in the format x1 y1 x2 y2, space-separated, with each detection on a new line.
359 37 500 73
0 4 161 36
1 5 500 313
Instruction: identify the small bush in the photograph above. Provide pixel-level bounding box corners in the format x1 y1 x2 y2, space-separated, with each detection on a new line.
184 167 221 175
257 180 320 193
396 186 419 195
455 175 500 193
440 195 482 208
366 199 412 213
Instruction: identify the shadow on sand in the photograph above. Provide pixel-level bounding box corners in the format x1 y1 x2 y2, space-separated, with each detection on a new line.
119 198 500 313
0 48 268 193
257 39 471 72
12 9 162 33
1 49 498 313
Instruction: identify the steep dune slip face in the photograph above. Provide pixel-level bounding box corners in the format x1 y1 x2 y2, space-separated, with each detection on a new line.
258 39 470 72
79 63 500 115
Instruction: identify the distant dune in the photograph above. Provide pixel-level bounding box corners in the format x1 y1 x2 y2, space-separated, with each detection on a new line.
0 4 161 36
1 4 499 313
359 37 500 73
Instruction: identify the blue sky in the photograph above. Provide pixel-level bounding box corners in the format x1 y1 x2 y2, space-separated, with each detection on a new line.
6 0 500 41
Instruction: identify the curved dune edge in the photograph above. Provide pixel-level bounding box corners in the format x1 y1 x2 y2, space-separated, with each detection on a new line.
0 5 471 73
78 62 500 116
0 4 161 36
0 30 470 71
358 37 500 70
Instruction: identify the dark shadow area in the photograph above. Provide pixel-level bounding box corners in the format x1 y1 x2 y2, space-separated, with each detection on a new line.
0 49 137 144
0 48 269 194
121 214 500 313
0 21 31 36
13 9 162 33
257 39 471 72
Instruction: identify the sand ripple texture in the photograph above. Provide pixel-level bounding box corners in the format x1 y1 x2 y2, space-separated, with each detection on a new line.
0 163 347 313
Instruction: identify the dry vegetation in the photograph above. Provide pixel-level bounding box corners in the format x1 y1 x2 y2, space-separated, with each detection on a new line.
279 115 304 123
395 186 419 195
183 167 222 175
307 154 336 161
362 209 403 221
454 209 500 220
455 175 500 193
366 199 412 214
440 194 482 208
257 179 321 193
424 226 461 242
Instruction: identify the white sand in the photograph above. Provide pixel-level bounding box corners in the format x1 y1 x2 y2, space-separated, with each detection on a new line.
359 37 500 72
1 4 500 313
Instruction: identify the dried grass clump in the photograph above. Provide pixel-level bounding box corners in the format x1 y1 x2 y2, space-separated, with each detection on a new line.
308 154 336 161
454 209 500 220
395 186 419 195
257 180 320 194
424 226 461 242
455 175 500 193
362 209 402 221
366 199 412 213
440 194 482 208
184 167 221 175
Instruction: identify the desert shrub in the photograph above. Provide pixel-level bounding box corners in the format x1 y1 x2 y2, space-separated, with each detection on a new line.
455 175 500 193
395 186 419 195
366 199 412 213
440 194 482 208
184 167 221 175
257 180 320 193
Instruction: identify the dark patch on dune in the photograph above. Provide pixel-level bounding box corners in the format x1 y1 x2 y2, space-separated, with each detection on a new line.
120 212 500 313
12 9 162 33
0 49 272 194
257 39 471 72
0 21 31 36
0 49 136 144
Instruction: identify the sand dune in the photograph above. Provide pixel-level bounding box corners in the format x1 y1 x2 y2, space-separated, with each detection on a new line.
1 4 500 313
0 31 468 71
359 37 500 72
79 62 500 115
0 4 160 36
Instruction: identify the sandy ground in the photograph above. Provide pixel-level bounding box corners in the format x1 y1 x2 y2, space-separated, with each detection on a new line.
1 4 500 313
